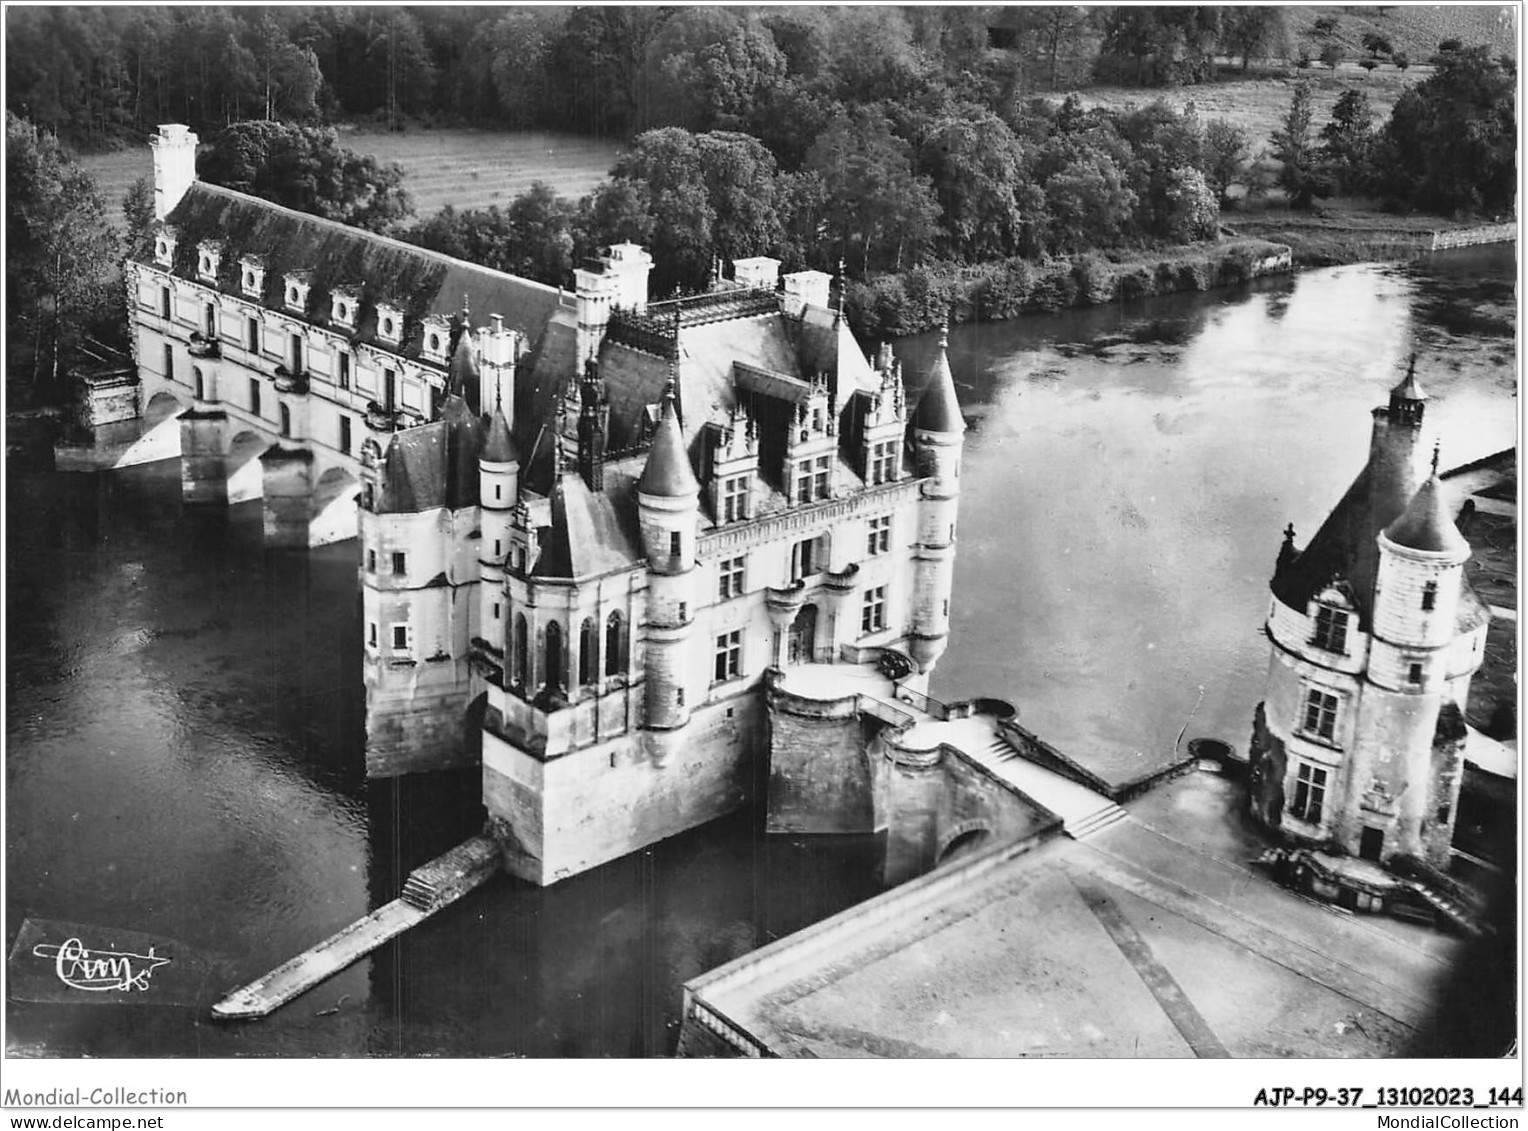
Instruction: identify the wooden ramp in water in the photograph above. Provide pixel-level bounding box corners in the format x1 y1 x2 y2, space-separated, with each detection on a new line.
211 835 500 1021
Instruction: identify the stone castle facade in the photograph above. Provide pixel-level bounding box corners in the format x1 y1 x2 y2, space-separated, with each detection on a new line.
123 125 968 885
1247 368 1491 868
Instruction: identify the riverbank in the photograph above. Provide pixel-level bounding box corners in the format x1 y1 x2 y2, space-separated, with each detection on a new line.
1228 201 1515 267
844 237 1294 343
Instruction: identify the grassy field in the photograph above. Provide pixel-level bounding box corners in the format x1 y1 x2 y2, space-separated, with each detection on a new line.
1290 4 1517 62
74 128 622 229
1068 65 1420 155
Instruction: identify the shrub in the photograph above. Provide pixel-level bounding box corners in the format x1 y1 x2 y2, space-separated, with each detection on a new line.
1117 264 1157 301
1073 253 1116 305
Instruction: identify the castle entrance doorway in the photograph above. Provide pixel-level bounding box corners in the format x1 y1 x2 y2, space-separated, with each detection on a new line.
787 603 817 665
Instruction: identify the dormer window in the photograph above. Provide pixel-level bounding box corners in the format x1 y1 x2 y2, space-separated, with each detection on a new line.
376 302 404 346
284 271 312 315
240 255 266 300
421 315 451 363
1311 604 1349 654
196 239 224 283
331 285 360 330
153 226 178 268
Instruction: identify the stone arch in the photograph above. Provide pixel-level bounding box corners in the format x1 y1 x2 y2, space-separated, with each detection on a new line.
936 819 993 867
605 611 627 676
544 620 565 694
312 465 358 512
579 617 598 686
144 390 184 426
513 614 529 687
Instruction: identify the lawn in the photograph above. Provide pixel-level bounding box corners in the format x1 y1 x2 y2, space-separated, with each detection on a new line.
1063 65 1421 155
73 127 622 230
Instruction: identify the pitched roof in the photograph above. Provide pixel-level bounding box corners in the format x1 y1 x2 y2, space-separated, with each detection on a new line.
638 385 700 498
1384 475 1470 555
913 329 965 434
482 406 518 463
374 396 480 515
155 183 561 363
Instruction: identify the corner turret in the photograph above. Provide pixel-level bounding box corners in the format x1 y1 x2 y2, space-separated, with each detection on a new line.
638 380 700 730
908 320 965 675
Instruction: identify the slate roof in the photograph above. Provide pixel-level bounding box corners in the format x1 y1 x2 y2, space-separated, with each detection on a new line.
375 394 481 514
913 331 965 434
638 385 700 498
1385 475 1471 555
154 183 561 364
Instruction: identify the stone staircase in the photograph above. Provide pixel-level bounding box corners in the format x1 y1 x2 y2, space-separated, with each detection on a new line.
401 872 439 911
971 735 1129 841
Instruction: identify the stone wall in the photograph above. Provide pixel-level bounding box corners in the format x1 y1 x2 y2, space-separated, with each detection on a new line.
365 657 479 777
1430 223 1516 252
765 687 880 834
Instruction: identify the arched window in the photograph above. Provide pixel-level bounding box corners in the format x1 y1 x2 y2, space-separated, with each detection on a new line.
193 367 205 401
605 612 626 676
579 618 598 686
513 614 528 687
544 621 565 693
279 403 291 437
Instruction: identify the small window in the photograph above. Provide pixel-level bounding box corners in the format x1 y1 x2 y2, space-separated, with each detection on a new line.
368 623 377 647
338 351 352 390
247 316 259 353
494 539 501 558
1421 581 1438 611
1312 605 1348 653
249 378 261 418
160 286 171 319
722 475 749 522
279 403 291 437
193 367 204 400
1301 688 1339 742
392 625 408 650
383 368 397 411
1290 763 1327 824
492 602 501 621
678 601 688 622
791 534 826 581
204 302 217 337
605 612 626 676
870 440 898 485
867 514 892 556
494 484 502 501
718 555 746 600
676 688 685 707
163 343 174 382
1407 662 1423 685
339 416 351 454
428 333 441 354
367 549 377 572
1436 803 1451 825
669 531 682 558
861 586 887 634
392 551 406 575
714 630 743 683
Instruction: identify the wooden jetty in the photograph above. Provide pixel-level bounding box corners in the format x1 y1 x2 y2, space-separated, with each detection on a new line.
211 835 501 1020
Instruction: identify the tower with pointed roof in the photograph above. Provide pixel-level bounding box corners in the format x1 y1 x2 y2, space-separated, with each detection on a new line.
907 319 966 674
1248 366 1491 868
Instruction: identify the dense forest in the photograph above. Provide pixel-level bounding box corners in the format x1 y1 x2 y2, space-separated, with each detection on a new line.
5 6 1518 397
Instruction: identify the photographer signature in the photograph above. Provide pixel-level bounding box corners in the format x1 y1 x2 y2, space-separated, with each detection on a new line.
32 937 171 992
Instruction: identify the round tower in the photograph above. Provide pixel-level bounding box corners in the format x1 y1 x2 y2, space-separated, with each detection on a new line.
479 401 520 648
637 379 700 730
908 321 966 675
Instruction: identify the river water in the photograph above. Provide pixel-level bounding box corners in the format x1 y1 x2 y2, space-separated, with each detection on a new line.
5 247 1516 1057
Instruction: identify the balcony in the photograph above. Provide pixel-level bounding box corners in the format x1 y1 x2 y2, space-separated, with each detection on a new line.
273 364 308 394
187 332 221 359
365 401 402 431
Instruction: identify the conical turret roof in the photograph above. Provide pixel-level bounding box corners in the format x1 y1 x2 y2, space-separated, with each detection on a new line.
913 323 965 434
638 383 699 498
1384 474 1469 555
448 328 480 399
481 404 518 463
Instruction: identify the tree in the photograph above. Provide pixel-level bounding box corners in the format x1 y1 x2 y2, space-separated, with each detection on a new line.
248 13 320 122
1203 119 1250 206
1320 89 1375 193
1320 42 1344 69
1220 9 1289 71
1270 83 1330 209
1361 32 1394 59
805 105 941 274
1043 150 1137 251
920 105 1027 260
122 175 156 247
1377 46 1516 214
6 112 118 399
199 121 413 233
1393 51 1410 72
485 8 560 129
1163 166 1219 241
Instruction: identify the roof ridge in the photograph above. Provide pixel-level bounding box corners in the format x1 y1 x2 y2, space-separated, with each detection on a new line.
183 183 562 298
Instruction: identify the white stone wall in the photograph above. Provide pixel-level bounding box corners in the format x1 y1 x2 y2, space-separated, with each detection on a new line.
1373 544 1466 649
1266 595 1370 675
